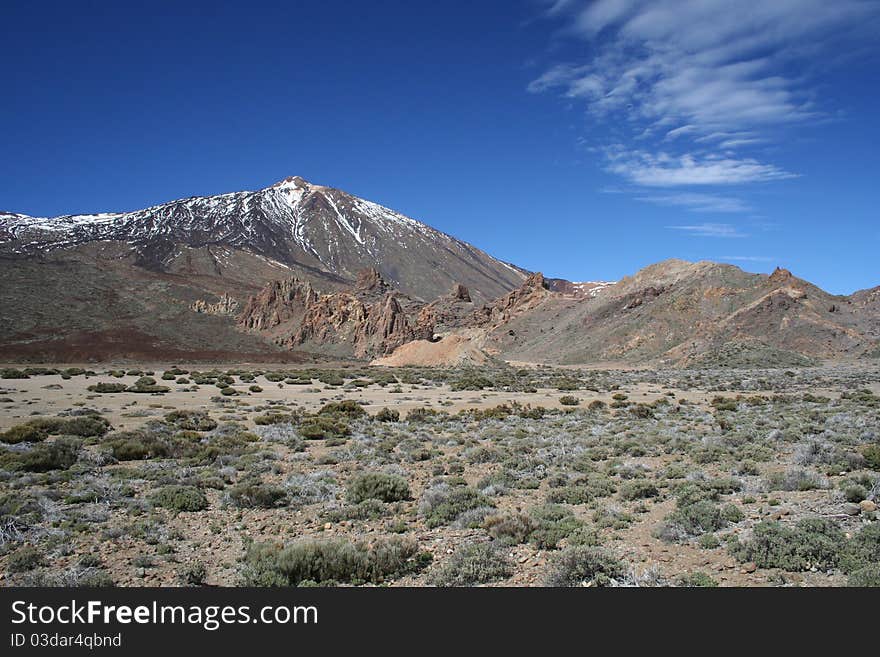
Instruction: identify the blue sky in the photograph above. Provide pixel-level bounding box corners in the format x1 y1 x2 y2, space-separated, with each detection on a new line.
2 1 878 294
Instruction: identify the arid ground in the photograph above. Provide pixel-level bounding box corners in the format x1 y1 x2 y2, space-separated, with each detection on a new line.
1 363 878 587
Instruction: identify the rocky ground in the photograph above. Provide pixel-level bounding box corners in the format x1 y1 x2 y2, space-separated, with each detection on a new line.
1 363 878 587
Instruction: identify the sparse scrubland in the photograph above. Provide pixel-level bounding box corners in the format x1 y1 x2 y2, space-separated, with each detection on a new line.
1 363 878 587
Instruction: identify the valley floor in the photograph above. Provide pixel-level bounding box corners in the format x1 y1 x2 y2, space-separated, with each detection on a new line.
1 363 878 587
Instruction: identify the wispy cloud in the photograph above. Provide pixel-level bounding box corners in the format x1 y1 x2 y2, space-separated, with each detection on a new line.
636 192 751 213
607 150 797 186
718 255 776 262
530 0 878 190
667 223 748 238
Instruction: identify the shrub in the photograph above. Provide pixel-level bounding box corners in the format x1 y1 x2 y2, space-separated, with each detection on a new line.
60 416 110 437
239 536 425 586
106 430 176 461
254 412 296 426
428 543 511 586
7 546 46 573
839 522 880 574
527 504 584 549
346 473 410 504
559 396 579 406
848 564 880 587
7 438 81 472
285 471 340 507
863 445 880 471
87 382 128 393
419 485 493 528
764 468 827 492
1 368 29 379
375 407 400 422
151 485 208 512
619 480 660 501
318 400 366 419
164 410 217 432
178 562 207 586
0 423 48 444
544 546 625 587
675 572 718 587
127 377 170 393
227 481 287 509
483 512 536 544
728 518 845 571
298 417 350 440
655 501 728 542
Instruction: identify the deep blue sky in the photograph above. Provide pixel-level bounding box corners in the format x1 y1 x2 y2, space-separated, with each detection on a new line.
2 1 878 294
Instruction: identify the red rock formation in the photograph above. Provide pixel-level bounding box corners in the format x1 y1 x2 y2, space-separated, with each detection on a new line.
472 272 550 326
238 277 318 331
240 268 435 358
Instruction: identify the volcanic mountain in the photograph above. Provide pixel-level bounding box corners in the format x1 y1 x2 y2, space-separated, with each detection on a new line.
471 260 880 367
0 177 525 360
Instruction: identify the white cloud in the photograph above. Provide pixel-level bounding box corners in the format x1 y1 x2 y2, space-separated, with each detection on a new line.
637 192 751 213
530 0 878 190
667 223 748 238
718 255 776 262
606 150 798 186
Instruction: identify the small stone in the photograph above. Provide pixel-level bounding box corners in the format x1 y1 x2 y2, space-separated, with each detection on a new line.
323 522 332 530
859 500 877 513
742 562 757 573
843 503 861 516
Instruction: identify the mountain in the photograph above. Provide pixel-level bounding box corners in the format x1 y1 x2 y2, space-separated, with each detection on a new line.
0 176 524 302
0 177 525 361
471 260 880 366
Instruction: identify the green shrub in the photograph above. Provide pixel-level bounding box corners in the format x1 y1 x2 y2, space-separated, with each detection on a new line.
346 473 410 504
0 368 29 379
298 417 350 440
4 438 81 472
728 518 845 571
7 546 46 573
527 504 584 549
863 445 880 470
318 400 366 418
60 416 110 437
839 522 880 574
848 564 880 587
428 543 511 586
0 423 48 444
127 377 170 393
87 382 128 393
239 536 426 586
375 407 400 422
151 485 208 512
254 412 296 426
675 572 718 587
655 501 728 542
420 486 492 528
544 546 625 587
164 410 217 432
227 482 287 509
559 396 579 406
619 480 660 501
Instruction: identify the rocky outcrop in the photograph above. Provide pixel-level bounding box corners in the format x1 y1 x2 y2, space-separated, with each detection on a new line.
355 267 390 296
190 293 239 316
240 268 434 358
238 278 318 331
472 272 551 326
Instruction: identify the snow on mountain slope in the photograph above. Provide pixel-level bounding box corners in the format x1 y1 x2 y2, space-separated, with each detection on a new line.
0 176 526 302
